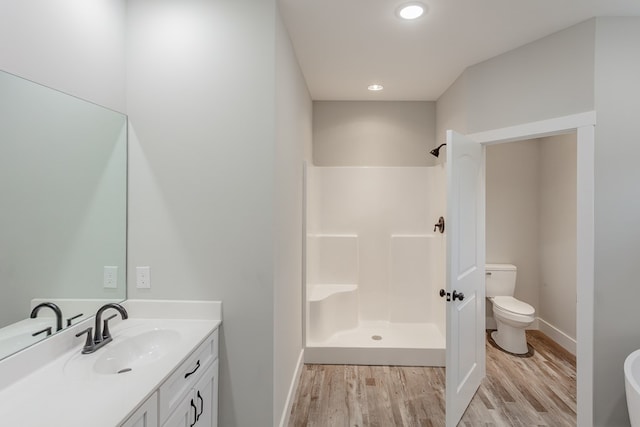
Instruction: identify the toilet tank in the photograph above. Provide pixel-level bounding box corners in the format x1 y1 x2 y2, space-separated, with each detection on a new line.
485 264 517 297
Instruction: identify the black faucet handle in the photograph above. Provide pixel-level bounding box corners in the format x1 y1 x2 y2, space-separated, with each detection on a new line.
66 313 84 327
102 314 118 340
75 327 95 354
32 326 52 338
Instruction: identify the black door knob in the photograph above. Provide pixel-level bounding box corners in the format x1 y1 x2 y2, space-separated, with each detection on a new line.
452 290 465 301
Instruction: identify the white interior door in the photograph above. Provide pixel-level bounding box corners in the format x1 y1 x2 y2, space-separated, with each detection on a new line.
445 130 486 426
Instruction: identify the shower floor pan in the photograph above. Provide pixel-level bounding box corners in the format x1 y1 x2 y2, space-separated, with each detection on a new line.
305 321 445 366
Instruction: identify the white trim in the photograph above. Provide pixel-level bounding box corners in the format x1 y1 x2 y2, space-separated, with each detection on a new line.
468 111 596 145
302 162 308 349
467 111 595 427
576 124 595 427
538 317 577 356
278 349 304 427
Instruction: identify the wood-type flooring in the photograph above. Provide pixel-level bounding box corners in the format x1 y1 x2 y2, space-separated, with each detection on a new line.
288 330 576 426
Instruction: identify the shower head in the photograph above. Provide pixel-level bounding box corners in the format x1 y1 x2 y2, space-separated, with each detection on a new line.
430 143 446 158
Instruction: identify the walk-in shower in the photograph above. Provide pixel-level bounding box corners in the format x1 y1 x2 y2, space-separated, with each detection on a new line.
304 165 446 366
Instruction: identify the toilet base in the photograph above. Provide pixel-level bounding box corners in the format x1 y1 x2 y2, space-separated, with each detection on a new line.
491 324 529 355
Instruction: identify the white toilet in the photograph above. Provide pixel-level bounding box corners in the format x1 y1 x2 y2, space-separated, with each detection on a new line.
486 263 535 354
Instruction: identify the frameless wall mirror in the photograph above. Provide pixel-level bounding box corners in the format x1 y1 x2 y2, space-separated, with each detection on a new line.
0 70 127 360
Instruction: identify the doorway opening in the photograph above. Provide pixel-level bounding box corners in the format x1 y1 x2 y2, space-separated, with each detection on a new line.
468 112 594 427
486 132 577 354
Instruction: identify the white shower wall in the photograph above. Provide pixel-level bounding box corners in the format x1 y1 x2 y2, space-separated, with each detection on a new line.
306 166 446 340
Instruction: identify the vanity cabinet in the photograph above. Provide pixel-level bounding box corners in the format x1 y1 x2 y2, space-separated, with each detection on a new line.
119 328 219 427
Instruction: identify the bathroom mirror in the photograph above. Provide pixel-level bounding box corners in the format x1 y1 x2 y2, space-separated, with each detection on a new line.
0 70 127 360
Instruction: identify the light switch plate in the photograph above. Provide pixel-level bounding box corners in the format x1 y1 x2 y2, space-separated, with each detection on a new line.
103 266 118 289
136 266 151 289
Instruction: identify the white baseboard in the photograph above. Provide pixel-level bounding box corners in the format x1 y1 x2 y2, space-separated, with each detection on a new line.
279 349 304 427
537 317 576 355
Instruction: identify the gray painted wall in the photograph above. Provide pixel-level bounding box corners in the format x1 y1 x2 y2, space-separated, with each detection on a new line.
436 19 595 141
313 101 437 166
126 0 277 425
274 8 312 425
539 133 577 342
486 140 541 314
465 19 595 133
435 72 469 146
593 17 640 426
0 0 126 112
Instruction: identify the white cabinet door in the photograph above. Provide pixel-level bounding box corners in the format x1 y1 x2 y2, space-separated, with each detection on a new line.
193 360 218 427
163 392 198 427
121 392 158 427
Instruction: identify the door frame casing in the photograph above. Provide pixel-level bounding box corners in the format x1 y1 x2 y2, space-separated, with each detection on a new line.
466 111 595 427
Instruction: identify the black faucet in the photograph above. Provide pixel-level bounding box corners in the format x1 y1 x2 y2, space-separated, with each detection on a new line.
94 303 128 344
75 302 128 354
30 302 63 332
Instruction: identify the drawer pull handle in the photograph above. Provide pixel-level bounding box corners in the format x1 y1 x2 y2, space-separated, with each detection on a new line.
184 360 201 379
190 399 197 427
196 390 204 421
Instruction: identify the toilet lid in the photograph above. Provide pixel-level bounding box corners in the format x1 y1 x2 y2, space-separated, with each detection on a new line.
492 296 535 316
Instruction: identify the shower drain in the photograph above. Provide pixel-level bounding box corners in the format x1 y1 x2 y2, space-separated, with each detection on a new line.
371 335 383 341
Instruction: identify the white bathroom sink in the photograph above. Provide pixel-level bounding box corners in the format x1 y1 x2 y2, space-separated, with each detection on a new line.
64 326 181 378
625 349 640 426
93 329 180 375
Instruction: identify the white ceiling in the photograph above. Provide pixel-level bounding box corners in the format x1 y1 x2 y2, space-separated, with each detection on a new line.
278 0 640 101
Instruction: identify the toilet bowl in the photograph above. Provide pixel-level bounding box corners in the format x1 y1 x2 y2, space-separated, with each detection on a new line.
485 264 536 355
490 296 535 354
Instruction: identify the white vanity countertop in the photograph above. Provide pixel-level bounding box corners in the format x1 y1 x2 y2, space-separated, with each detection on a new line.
0 300 221 427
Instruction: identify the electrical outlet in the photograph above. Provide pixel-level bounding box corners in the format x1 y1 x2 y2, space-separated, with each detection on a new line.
136 266 150 289
104 266 118 289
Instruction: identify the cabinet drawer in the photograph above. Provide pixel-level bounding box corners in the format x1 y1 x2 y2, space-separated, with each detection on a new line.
159 329 218 423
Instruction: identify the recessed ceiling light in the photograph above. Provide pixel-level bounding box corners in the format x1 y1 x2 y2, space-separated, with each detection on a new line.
368 84 384 91
397 2 426 20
